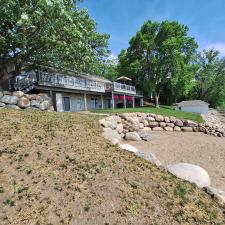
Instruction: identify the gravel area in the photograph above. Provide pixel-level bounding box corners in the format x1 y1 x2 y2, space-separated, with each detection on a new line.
128 132 225 191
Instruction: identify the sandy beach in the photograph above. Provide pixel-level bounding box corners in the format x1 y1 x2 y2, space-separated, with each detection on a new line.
127 132 225 191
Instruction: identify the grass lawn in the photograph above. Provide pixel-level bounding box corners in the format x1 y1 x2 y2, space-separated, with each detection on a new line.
93 106 203 123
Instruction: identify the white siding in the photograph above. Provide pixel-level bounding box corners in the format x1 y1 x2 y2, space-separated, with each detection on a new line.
176 105 209 114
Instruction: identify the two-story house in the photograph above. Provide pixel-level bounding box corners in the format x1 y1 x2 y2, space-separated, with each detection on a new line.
6 69 143 112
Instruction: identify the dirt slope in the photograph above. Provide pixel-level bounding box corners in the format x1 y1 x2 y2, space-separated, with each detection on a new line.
0 109 224 225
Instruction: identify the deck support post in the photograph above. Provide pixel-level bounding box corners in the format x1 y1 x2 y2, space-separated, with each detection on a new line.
124 94 126 108
84 93 87 110
112 92 115 109
101 95 104 109
133 96 135 108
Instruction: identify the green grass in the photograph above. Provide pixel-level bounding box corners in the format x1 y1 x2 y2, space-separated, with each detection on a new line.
93 106 203 123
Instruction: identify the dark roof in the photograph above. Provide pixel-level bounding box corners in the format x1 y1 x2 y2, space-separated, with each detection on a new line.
177 100 209 107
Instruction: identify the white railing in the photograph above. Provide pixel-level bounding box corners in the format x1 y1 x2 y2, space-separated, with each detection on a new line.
113 82 136 94
37 72 106 93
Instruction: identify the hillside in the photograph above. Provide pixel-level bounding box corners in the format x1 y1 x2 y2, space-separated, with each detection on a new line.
0 109 224 225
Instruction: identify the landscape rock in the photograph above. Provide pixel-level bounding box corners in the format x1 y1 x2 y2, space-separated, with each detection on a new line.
0 102 5 107
152 127 164 131
30 100 41 108
167 163 211 188
17 97 30 108
155 115 164 122
184 120 198 127
119 144 139 153
144 127 152 132
102 129 122 144
39 101 50 111
149 122 159 128
169 116 177 123
125 132 142 141
175 119 184 127
1 95 18 105
164 127 174 132
116 123 124 133
174 126 181 132
159 122 166 128
138 130 151 141
13 91 24 98
181 127 193 132
5 105 20 110
166 123 175 128
164 116 170 123
147 116 155 122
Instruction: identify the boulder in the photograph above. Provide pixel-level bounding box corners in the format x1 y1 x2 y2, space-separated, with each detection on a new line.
164 116 170 123
169 116 176 123
17 97 30 108
164 127 173 132
181 127 193 132
167 163 211 188
138 130 151 141
5 104 20 110
30 100 41 108
125 132 142 141
39 100 50 111
102 129 122 144
116 123 124 134
26 107 41 111
13 91 24 98
144 127 152 132
175 119 183 127
159 122 166 128
147 117 155 122
1 95 18 105
106 115 122 124
155 115 164 122
142 120 149 127
174 126 181 132
139 123 144 129
183 120 198 127
166 123 175 128
152 127 163 131
0 102 5 107
205 186 225 207
149 122 159 128
119 144 139 153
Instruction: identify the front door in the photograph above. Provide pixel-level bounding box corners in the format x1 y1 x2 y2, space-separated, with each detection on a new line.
63 96 70 112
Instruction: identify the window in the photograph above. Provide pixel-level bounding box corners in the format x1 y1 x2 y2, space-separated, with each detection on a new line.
76 98 82 111
91 98 98 109
63 97 70 112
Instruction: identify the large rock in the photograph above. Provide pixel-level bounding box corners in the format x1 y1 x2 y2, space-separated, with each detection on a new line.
155 115 164 122
149 122 159 128
169 116 177 123
175 119 184 127
152 127 163 131
119 144 139 153
167 163 211 188
183 120 198 127
17 97 30 108
181 127 193 132
174 126 181 132
164 116 170 123
147 116 155 122
144 127 152 132
1 95 18 105
5 104 20 110
39 100 50 111
138 130 151 141
30 100 41 108
164 127 173 132
205 186 225 207
116 123 124 133
0 102 5 107
13 91 24 98
125 132 142 141
159 122 166 128
166 123 175 128
106 115 122 124
102 129 122 145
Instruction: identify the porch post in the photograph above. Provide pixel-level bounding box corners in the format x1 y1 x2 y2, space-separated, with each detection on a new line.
133 96 135 108
84 93 87 110
111 92 115 109
101 95 104 109
141 98 144 107
124 94 126 108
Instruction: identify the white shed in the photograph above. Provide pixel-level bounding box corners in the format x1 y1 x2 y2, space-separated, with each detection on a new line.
176 100 209 115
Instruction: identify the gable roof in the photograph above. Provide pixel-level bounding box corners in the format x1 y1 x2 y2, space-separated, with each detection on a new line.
177 100 209 107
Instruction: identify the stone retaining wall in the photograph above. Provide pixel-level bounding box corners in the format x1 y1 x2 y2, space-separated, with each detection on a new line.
100 113 225 141
0 91 54 112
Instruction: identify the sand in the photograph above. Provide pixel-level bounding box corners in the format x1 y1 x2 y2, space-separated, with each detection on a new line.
128 132 225 191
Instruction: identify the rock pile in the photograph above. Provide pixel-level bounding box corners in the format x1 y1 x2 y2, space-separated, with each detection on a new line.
0 91 54 111
100 113 225 140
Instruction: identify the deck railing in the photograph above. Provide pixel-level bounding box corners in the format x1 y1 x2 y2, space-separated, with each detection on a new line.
113 82 136 94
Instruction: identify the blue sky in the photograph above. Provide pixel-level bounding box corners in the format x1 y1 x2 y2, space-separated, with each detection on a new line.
79 0 225 57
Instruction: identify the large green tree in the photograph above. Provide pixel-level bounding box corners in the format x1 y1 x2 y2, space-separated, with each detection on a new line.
118 20 198 107
192 49 225 108
0 0 109 83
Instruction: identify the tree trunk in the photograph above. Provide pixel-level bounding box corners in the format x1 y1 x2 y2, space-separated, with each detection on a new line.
155 94 159 108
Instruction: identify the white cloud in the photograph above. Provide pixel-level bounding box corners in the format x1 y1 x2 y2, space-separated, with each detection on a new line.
204 43 225 56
